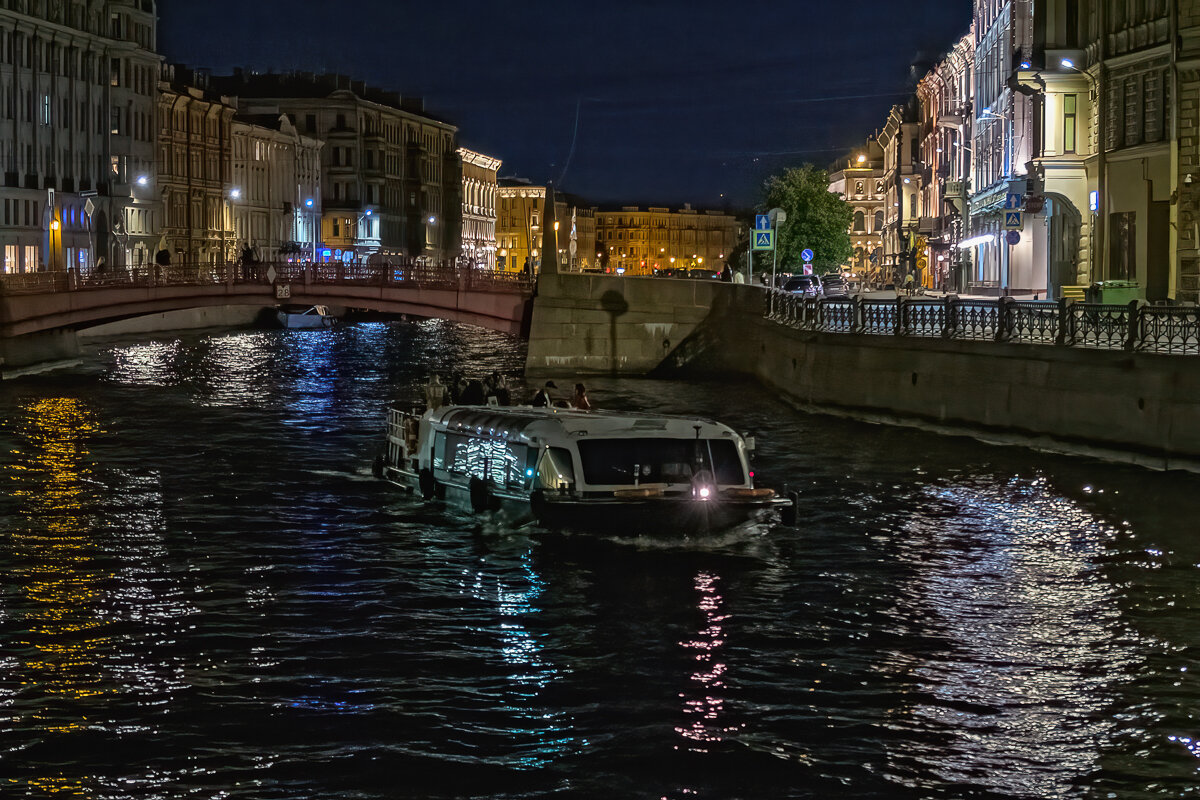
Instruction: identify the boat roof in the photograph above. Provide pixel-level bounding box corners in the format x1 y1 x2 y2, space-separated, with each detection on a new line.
421 404 740 445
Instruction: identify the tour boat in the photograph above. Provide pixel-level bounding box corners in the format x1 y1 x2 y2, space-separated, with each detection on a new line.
377 404 792 534
277 305 335 329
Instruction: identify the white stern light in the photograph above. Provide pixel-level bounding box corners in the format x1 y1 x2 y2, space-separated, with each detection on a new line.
699 487 711 500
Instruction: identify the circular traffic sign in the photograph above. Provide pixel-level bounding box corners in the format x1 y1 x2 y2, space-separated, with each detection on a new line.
1005 230 1021 246
801 248 814 263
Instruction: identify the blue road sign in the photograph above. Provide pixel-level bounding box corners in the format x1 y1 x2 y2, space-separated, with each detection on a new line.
801 248 814 263
753 230 775 251
755 214 771 231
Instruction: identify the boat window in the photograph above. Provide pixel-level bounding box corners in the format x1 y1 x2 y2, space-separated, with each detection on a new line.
708 439 745 485
537 447 575 490
577 438 744 486
436 432 525 487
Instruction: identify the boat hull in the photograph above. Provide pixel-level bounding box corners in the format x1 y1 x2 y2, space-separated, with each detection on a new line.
278 313 333 329
382 467 780 535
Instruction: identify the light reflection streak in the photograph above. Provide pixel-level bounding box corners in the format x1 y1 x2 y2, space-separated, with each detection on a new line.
882 477 1135 797
108 340 184 386
3 398 108 792
674 571 741 752
2 398 195 796
468 550 575 769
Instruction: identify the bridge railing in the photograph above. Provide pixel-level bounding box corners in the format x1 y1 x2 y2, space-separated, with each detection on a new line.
764 290 1200 356
0 257 535 297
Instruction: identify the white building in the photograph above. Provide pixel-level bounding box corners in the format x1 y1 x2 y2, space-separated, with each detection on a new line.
457 147 501 269
230 115 323 263
967 0 1040 296
0 0 160 274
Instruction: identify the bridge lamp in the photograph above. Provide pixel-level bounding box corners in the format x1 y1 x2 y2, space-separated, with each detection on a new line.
50 219 60 231
553 221 560 231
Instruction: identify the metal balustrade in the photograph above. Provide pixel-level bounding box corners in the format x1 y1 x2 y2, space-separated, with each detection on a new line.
0 258 535 297
763 290 1200 356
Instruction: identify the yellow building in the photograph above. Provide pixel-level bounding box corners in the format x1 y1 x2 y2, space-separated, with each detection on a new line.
594 205 739 276
496 182 596 273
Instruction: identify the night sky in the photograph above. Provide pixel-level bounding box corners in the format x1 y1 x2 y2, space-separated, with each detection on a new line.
159 0 971 209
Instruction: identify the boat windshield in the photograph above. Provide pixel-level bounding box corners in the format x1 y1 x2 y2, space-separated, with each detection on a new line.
537 447 575 490
576 438 744 486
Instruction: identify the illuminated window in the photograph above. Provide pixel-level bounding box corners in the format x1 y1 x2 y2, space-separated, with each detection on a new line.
1063 94 1077 154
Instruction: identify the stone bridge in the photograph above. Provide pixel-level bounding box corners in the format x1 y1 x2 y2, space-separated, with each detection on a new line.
0 261 534 369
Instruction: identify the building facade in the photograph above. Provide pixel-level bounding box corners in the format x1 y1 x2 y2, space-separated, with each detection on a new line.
594 204 738 276
1 0 160 274
496 182 597 274
230 114 322 264
457 147 500 269
156 66 234 265
917 30 974 292
828 140 886 285
965 0 1041 296
211 72 460 265
878 102 923 286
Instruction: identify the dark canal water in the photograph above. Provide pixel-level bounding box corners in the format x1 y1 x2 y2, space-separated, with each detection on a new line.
2 319 1200 799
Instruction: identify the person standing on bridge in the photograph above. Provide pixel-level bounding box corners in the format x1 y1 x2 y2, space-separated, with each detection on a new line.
720 263 733 282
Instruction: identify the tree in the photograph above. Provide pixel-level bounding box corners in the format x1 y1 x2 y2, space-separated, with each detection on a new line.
759 164 853 275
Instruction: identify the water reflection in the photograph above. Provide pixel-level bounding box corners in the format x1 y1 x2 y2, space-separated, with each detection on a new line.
468 547 575 769
2 398 106 791
675 571 740 752
882 476 1135 797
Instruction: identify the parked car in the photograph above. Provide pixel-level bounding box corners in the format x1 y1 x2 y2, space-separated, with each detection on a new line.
820 274 850 298
688 268 721 280
782 274 822 297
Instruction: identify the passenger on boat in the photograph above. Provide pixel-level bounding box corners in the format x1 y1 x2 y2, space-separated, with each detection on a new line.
424 375 447 411
532 381 557 407
572 383 591 410
485 372 511 406
460 379 487 405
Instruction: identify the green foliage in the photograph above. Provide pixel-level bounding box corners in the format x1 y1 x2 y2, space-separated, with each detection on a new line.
759 165 853 274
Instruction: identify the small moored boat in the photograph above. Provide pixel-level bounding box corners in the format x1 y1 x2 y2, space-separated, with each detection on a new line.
277 305 335 329
377 403 791 535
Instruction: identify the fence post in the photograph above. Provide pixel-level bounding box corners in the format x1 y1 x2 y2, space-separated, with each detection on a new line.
996 296 1015 342
852 295 863 334
1126 299 1141 351
895 297 905 337
943 294 957 339
1055 297 1069 346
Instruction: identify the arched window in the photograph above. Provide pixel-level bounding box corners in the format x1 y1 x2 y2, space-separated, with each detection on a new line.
853 211 865 231
874 210 884 231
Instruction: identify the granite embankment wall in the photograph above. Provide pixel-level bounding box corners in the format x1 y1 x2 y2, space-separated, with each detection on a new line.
526 274 1200 470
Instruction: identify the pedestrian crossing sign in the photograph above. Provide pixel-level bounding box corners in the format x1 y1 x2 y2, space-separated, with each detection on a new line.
753 230 775 251
1004 211 1024 230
